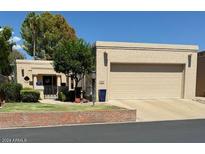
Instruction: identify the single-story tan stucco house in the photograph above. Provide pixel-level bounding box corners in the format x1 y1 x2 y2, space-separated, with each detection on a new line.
16 60 86 99
196 51 205 96
16 41 198 101
96 41 198 101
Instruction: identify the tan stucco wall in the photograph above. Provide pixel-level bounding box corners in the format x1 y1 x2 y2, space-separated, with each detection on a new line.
96 41 198 101
196 53 205 96
16 60 67 89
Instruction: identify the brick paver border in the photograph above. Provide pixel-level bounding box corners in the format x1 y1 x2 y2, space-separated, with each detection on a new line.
0 109 136 128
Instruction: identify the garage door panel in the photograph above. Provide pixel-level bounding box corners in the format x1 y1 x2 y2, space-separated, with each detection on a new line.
111 64 184 72
109 63 184 99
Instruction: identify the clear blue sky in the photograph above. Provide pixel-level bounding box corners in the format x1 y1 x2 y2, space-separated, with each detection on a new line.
0 11 205 59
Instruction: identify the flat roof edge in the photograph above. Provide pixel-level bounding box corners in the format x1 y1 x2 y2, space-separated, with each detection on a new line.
95 41 199 51
16 59 53 64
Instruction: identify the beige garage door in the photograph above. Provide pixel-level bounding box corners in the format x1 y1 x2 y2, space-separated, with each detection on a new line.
109 63 184 99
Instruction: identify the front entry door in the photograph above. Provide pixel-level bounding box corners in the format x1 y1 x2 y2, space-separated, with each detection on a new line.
43 76 57 98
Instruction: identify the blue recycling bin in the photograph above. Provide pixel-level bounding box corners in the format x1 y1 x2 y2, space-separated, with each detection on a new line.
99 89 106 102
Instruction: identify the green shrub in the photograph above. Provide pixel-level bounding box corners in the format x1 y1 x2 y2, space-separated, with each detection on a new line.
58 92 66 102
0 82 22 102
20 90 40 102
58 87 75 102
0 85 5 101
84 94 92 101
22 87 33 90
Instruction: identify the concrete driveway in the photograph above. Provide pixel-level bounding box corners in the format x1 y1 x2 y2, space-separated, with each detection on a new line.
109 99 205 122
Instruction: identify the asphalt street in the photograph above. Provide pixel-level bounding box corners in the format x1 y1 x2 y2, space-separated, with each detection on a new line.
0 119 205 143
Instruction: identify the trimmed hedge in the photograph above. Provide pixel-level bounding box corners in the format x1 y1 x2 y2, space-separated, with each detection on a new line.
0 82 22 102
58 87 75 102
20 89 40 102
22 87 33 90
58 92 66 102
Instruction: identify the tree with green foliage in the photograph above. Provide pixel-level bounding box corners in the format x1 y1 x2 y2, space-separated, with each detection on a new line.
8 49 25 82
21 12 76 60
0 26 13 76
21 12 40 60
9 49 25 63
53 39 94 97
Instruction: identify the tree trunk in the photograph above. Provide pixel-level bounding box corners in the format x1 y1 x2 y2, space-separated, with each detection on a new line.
66 75 69 89
74 80 81 103
74 79 79 97
33 31 36 60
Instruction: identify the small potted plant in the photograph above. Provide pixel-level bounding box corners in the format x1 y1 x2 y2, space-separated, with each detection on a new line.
75 97 81 103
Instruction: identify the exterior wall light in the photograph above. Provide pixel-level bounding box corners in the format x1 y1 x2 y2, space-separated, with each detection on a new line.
104 51 108 66
188 54 192 68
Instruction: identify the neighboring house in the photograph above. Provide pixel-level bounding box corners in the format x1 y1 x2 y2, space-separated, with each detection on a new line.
16 60 86 99
196 51 205 96
96 41 198 101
